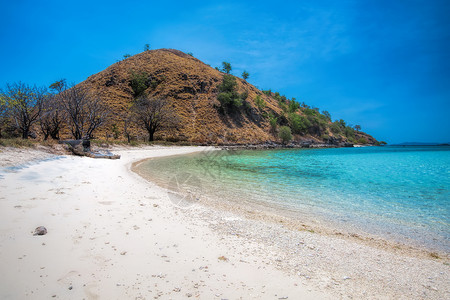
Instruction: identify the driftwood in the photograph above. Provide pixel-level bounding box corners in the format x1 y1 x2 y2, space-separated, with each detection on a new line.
59 139 120 159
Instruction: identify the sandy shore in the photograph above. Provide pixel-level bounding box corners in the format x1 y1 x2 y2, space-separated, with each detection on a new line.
0 146 448 299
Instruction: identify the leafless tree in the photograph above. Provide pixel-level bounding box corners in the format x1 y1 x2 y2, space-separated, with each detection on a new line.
60 85 109 139
0 82 44 139
122 110 134 143
39 94 66 140
37 79 70 140
0 96 9 138
131 96 179 141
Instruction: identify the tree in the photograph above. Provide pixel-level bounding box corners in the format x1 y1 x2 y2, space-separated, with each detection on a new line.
322 110 331 122
0 95 9 138
288 100 300 113
269 115 278 134
123 110 134 143
330 121 342 134
131 96 179 142
49 79 67 93
1 82 44 139
144 44 150 51
278 126 292 144
60 86 109 139
129 71 149 98
123 54 131 60
242 71 249 80
288 113 310 134
221 62 232 74
39 94 65 140
37 79 69 140
354 124 361 132
216 75 247 112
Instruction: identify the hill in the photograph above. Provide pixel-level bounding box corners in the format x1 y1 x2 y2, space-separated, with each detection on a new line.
76 48 378 146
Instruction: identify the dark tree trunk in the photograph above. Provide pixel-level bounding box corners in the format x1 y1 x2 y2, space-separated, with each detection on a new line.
22 129 29 139
149 130 154 142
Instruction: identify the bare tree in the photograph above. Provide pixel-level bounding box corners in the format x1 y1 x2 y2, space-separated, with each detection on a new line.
1 82 44 139
123 110 134 143
0 95 9 138
38 79 69 140
60 85 109 139
39 94 66 140
131 96 179 141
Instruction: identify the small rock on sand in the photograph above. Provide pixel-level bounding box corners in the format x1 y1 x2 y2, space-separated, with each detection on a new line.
33 226 47 236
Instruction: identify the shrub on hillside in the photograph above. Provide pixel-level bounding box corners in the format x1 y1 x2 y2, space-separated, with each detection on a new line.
288 100 300 113
357 137 368 144
278 126 292 144
254 95 266 110
344 126 355 139
217 75 248 112
288 113 310 134
330 121 342 134
269 115 278 133
130 71 150 98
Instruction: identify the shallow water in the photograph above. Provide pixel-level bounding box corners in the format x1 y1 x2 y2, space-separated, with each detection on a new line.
138 146 450 252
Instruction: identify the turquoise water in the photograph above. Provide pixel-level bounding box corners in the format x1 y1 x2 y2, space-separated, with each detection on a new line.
139 146 450 251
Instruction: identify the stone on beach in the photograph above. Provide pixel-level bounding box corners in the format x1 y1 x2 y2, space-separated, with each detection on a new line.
33 226 47 236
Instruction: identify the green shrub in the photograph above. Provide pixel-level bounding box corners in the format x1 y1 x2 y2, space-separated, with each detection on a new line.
254 95 266 110
288 113 310 134
344 126 355 139
322 110 331 121
269 115 278 133
288 100 300 113
130 71 150 98
321 134 330 141
111 124 120 139
278 126 292 144
330 121 342 134
357 137 368 144
304 108 318 116
216 75 247 112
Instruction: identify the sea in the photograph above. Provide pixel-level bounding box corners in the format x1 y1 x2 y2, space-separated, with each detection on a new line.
137 146 450 252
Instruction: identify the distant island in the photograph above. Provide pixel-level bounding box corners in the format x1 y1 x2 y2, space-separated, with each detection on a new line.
0 48 383 147
392 142 450 146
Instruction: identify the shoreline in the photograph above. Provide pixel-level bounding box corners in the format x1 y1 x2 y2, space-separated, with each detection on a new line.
133 148 449 259
0 145 449 299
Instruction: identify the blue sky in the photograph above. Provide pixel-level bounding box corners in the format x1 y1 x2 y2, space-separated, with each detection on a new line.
1 0 449 143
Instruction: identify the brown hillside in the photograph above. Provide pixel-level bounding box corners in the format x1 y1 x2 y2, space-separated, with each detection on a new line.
76 48 377 145
78 49 282 144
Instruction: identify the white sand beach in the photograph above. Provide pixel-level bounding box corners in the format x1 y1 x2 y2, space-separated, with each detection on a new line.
0 146 448 299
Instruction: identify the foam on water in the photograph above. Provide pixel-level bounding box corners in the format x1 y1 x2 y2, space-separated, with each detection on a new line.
138 146 450 251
